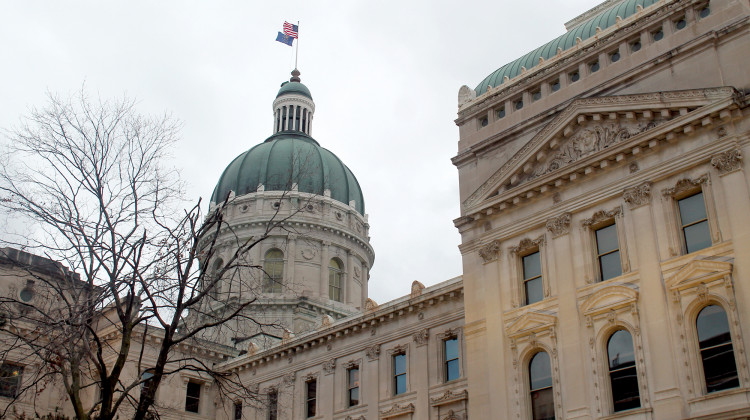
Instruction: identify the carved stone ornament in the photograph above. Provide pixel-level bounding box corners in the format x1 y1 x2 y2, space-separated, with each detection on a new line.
301 247 317 260
319 314 333 330
303 372 318 382
509 236 545 255
411 280 425 298
353 265 361 279
344 358 362 369
528 121 659 182
711 149 743 176
582 206 621 228
323 358 336 375
545 213 571 238
623 182 652 209
430 389 469 405
443 410 463 420
380 403 415 418
390 344 408 354
365 344 381 361
413 329 429 346
364 298 378 313
282 372 295 386
345 416 366 420
478 240 502 263
662 175 708 197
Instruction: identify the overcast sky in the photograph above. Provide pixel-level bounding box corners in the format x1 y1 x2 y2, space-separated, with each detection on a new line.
1 0 603 304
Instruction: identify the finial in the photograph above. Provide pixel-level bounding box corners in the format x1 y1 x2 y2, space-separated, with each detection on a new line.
290 69 301 83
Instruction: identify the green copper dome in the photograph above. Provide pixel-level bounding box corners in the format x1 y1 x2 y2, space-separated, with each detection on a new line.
211 132 365 214
475 0 659 94
276 81 312 100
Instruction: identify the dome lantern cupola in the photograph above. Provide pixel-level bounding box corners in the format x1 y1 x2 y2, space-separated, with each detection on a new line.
273 69 315 135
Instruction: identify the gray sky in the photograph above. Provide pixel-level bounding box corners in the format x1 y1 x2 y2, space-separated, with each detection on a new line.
1 0 602 303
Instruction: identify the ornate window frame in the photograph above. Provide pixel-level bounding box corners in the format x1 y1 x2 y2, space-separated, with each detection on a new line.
436 327 463 383
508 235 549 308
665 258 749 400
661 174 721 257
581 206 631 284
505 311 562 420
344 359 361 408
387 344 409 397
262 248 285 294
579 285 650 416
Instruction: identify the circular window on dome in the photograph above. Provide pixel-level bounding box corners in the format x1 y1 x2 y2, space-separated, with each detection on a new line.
674 17 687 30
631 40 642 52
652 28 664 41
19 287 34 302
610 51 620 63
271 201 281 210
699 6 710 18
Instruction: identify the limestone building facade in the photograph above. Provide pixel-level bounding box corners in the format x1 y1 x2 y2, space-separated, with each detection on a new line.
453 0 750 418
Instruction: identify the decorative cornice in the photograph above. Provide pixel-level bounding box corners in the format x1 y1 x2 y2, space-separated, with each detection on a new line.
623 182 652 209
545 213 571 238
380 403 415 418
711 149 743 176
388 343 409 355
302 372 319 382
478 240 502 263
413 329 429 347
509 236 545 255
344 358 362 370
582 206 622 228
662 174 709 197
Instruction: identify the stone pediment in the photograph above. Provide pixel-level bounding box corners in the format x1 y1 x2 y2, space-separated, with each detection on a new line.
462 87 739 214
580 285 638 316
665 257 733 292
505 311 557 339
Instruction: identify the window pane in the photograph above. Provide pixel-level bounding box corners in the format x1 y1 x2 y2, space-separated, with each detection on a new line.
446 359 460 382
349 368 359 387
268 391 278 420
599 251 622 281
349 387 359 406
395 374 407 395
531 387 555 420
595 224 619 254
523 252 541 279
525 277 544 305
610 366 640 411
445 338 459 360
697 305 731 344
701 343 739 392
607 330 635 369
529 352 552 390
394 354 406 375
235 402 242 420
678 193 707 225
185 382 201 413
684 221 711 253
0 363 22 398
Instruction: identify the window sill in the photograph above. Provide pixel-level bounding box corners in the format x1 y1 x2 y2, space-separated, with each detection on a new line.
380 390 417 404
333 403 368 416
688 386 749 404
600 406 652 420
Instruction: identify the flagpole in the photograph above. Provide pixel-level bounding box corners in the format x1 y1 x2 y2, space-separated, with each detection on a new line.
294 21 300 69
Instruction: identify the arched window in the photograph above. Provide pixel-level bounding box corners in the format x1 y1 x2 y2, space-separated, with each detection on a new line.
263 249 284 293
529 351 554 420
696 305 739 393
607 330 640 412
329 258 343 302
206 258 223 299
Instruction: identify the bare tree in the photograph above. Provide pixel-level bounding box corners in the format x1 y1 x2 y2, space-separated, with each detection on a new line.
0 91 297 420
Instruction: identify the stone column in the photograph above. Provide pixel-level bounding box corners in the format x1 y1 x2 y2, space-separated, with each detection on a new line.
287 234 297 294
320 241 330 299
346 250 354 305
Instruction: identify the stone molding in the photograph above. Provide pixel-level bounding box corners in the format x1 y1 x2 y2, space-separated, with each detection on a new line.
302 372 318 382
508 235 545 255
430 389 468 406
380 403 415 418
581 206 621 228
413 328 429 346
623 182 652 209
661 174 708 197
344 358 362 370
545 213 571 238
711 149 743 176
478 240 501 263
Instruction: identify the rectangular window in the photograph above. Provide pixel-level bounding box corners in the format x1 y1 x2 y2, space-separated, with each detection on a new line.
523 251 543 305
306 380 316 418
234 401 243 420
678 192 711 253
185 381 201 413
0 362 23 398
393 353 407 395
348 366 360 407
444 337 460 382
268 390 278 420
595 223 622 281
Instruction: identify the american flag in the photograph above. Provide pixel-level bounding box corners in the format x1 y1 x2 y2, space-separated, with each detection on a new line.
283 21 298 39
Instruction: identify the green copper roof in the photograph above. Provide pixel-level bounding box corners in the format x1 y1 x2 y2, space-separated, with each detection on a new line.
475 0 658 95
211 132 365 214
276 81 312 99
